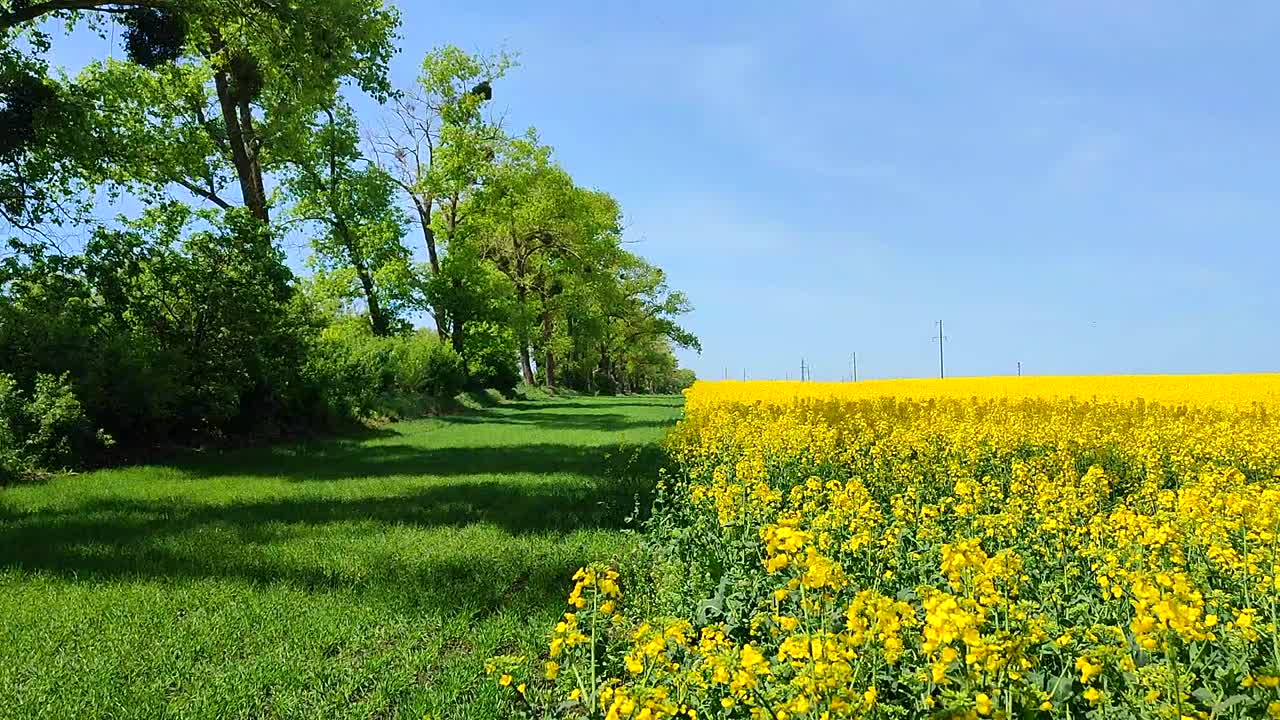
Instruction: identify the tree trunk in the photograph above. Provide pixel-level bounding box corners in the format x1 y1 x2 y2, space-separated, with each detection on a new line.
514 282 535 385
414 197 441 275
357 267 388 336
236 97 269 221
411 195 450 340
540 308 556 387
519 343 535 385
450 310 466 356
338 220 388 336
208 31 269 223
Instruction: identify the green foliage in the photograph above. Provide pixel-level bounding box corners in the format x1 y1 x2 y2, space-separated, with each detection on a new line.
393 329 466 399
1 239 178 441
23 372 96 470
667 368 698 394
288 103 416 336
2 205 317 449
301 317 395 422
0 373 26 482
85 204 305 436
3 0 401 224
463 320 521 393
0 46 98 228
0 371 100 483
301 318 469 424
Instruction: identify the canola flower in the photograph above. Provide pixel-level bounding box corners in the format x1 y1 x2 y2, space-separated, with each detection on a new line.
512 377 1280 719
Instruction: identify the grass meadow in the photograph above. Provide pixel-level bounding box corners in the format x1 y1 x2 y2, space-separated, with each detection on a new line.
0 396 683 719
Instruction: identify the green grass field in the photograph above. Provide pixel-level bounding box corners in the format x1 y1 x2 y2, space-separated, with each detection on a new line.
0 396 683 719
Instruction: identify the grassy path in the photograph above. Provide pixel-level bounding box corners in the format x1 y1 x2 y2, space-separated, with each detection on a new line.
0 396 683 719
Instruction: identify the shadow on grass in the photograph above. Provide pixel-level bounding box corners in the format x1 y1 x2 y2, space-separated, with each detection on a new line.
0 479 633 568
526 397 684 411
175 441 658 482
0 444 669 599
436 412 673 432
0 397 678 623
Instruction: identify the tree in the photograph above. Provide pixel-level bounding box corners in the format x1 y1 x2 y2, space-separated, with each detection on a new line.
527 188 623 387
598 255 700 392
285 103 414 336
369 46 513 339
2 0 400 225
467 134 595 385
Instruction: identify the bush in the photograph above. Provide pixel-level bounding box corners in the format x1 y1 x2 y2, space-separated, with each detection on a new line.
393 330 465 399
0 375 27 483
463 321 520 394
300 320 470 424
592 369 618 396
0 372 101 483
24 373 95 469
664 368 697 394
301 318 394 423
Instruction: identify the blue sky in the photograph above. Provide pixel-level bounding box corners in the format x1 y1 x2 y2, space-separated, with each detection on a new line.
43 2 1280 380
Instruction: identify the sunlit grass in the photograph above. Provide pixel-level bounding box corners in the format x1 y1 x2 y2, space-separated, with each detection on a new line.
0 396 683 719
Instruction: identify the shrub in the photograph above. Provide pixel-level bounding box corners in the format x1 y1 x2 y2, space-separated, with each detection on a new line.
464 321 520 394
301 319 394 423
662 368 697 394
24 373 95 469
0 374 27 483
592 369 618 396
0 372 101 483
299 320 471 424
393 330 465 399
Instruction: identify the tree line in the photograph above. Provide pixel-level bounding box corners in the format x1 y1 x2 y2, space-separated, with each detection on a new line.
0 1 698 480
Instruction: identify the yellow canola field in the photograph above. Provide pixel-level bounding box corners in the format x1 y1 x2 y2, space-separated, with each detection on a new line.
686 374 1280 411
533 376 1280 720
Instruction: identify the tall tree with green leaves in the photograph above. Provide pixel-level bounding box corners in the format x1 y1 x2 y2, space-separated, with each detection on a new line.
285 103 413 336
467 134 612 385
1 0 399 226
599 254 699 390
526 188 624 387
369 45 513 340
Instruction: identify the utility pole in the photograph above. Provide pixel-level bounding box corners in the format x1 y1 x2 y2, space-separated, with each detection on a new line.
932 320 947 379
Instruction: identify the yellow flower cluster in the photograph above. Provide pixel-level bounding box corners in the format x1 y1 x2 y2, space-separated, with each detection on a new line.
529 377 1280 719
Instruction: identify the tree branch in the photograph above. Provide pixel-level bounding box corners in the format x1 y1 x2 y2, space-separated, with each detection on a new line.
0 0 170 32
190 100 229 156
172 178 233 210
